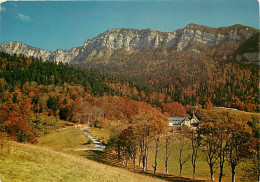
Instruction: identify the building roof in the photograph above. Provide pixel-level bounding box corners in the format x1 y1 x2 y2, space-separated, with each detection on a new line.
168 117 189 125
191 114 200 123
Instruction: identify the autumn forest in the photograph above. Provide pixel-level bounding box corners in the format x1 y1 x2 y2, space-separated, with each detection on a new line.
0 49 259 181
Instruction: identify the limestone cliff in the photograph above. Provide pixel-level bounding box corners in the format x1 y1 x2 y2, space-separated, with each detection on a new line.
0 23 258 64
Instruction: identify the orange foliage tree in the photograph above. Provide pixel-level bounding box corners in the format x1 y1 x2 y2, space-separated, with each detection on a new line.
162 102 186 116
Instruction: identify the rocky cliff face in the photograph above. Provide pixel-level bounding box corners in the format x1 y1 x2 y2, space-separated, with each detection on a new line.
0 42 52 61
0 23 258 64
78 24 256 53
0 42 81 63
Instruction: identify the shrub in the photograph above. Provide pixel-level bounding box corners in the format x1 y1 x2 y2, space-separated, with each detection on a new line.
94 120 101 128
86 139 93 145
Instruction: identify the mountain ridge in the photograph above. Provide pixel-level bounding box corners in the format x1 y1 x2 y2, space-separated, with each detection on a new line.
0 23 258 64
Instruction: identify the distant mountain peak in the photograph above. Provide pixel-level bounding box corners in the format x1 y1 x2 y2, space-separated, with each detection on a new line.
0 23 258 64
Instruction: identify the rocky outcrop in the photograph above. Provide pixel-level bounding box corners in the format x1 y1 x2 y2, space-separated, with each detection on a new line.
236 52 259 64
0 42 80 63
0 42 52 61
0 23 258 64
49 48 81 63
80 24 256 51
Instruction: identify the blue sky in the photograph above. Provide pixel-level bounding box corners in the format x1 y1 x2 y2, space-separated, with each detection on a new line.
0 0 259 51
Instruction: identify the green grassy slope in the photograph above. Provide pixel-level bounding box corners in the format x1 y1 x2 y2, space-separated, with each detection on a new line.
0 141 166 182
37 127 94 154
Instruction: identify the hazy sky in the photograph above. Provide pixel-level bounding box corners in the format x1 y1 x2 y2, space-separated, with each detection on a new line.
0 0 259 51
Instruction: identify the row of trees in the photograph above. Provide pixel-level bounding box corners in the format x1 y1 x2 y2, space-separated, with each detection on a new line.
109 112 167 173
110 111 259 182
199 121 256 182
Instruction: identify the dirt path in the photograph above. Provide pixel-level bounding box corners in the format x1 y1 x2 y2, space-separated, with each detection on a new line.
82 128 106 151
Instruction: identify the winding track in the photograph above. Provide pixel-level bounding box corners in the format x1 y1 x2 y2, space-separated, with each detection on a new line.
82 128 106 151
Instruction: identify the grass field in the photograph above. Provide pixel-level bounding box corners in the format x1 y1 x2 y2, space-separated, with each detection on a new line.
37 127 93 155
0 141 166 182
211 107 259 117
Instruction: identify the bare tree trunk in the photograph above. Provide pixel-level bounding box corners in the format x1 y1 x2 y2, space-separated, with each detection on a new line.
153 137 159 174
193 164 196 179
179 145 183 176
179 127 183 176
117 144 121 161
210 164 214 181
191 147 197 179
142 154 146 171
138 145 142 167
126 154 128 166
141 135 146 171
142 144 146 172
179 163 183 176
165 134 169 174
133 153 136 169
139 154 142 167
219 163 224 182
191 130 198 179
131 147 137 170
231 165 236 182
145 146 149 171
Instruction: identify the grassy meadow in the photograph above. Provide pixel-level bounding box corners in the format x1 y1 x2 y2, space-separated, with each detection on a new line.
37 127 94 154
0 141 167 182
208 107 259 119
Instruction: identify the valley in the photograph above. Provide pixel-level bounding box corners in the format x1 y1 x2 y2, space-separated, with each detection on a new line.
0 22 259 182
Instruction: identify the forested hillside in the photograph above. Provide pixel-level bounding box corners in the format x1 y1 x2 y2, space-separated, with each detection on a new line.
0 52 113 96
80 47 259 112
0 52 166 143
0 51 258 144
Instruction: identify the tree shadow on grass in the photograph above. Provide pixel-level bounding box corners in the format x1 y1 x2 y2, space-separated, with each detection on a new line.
83 150 208 182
